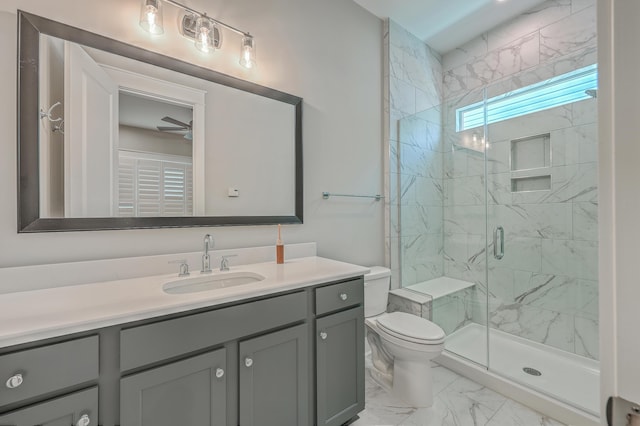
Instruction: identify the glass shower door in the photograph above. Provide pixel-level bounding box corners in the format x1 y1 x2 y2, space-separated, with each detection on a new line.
484 77 600 415
436 88 489 368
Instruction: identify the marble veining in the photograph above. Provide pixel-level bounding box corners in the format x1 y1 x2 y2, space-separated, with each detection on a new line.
388 290 432 319
385 19 443 289
514 273 578 312
433 291 474 335
573 202 598 241
401 234 444 286
467 32 540 90
540 239 598 281
572 0 596 14
389 45 404 80
540 6 596 62
488 266 516 305
399 116 428 148
574 315 599 359
399 174 416 205
354 363 566 426
489 303 575 353
389 0 599 363
390 77 417 115
488 0 572 53
444 66 468 98
485 400 565 426
443 34 489 73
415 177 444 206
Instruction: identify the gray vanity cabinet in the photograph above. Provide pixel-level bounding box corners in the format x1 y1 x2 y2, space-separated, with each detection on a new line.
0 387 97 426
0 276 365 426
315 278 365 426
120 349 227 426
238 323 308 426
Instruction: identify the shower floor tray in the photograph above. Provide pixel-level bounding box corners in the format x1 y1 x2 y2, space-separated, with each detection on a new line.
444 323 600 417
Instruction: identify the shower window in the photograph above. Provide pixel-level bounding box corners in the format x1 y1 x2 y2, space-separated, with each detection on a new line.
456 64 598 131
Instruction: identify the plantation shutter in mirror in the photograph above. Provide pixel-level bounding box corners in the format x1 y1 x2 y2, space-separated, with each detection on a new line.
117 151 193 217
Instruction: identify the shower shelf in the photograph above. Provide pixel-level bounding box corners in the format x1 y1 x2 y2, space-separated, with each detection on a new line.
403 277 475 300
510 133 552 192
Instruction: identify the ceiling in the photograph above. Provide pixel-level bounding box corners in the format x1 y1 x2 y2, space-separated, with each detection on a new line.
119 92 192 134
352 0 546 54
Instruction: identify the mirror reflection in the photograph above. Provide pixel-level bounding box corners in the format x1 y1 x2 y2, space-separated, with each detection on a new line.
37 34 296 220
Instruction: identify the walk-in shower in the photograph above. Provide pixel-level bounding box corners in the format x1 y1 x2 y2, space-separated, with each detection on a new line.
395 56 599 420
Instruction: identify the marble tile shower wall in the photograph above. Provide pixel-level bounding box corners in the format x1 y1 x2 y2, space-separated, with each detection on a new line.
440 0 598 359
384 20 444 289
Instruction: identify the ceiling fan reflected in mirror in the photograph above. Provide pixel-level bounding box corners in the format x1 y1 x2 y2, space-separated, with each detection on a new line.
157 116 193 140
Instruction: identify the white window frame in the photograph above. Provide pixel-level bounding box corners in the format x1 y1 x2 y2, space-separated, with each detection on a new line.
101 65 206 215
456 64 598 132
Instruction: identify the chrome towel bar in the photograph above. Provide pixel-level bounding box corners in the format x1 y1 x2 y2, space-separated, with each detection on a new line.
322 192 384 201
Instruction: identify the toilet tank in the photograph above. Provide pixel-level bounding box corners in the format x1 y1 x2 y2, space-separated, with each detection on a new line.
364 266 391 318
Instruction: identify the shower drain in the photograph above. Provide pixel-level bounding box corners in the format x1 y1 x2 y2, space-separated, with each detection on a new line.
523 367 542 376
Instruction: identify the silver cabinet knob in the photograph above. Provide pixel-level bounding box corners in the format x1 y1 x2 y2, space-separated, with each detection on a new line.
339 293 348 301
5 373 23 389
215 368 225 379
245 357 253 367
76 414 90 426
319 331 328 340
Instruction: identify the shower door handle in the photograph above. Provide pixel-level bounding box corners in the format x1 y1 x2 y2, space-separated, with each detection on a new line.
493 226 504 260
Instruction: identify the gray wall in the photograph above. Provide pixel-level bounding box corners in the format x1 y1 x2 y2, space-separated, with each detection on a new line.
0 0 384 268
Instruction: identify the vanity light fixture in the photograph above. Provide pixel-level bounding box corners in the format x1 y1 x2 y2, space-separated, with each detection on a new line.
239 35 256 69
138 0 256 68
194 14 216 53
139 0 164 35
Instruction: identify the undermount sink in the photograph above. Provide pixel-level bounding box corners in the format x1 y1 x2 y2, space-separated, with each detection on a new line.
163 271 266 294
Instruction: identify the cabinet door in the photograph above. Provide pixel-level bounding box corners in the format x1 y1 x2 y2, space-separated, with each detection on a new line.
316 307 365 426
239 323 308 426
0 387 97 426
120 349 226 426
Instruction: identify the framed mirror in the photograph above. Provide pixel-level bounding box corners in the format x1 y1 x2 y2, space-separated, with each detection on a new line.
18 11 303 232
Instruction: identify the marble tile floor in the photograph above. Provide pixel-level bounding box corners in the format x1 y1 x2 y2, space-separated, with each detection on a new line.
352 364 566 426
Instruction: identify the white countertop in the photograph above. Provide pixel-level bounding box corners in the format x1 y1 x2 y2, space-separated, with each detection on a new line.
0 256 369 348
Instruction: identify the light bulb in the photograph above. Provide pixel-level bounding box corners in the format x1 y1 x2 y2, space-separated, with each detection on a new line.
139 0 163 35
239 36 256 69
195 15 214 53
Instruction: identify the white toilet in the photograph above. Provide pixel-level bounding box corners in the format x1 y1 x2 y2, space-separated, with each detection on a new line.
364 267 445 408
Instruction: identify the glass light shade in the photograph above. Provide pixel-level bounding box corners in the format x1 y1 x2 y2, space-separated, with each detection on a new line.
195 15 215 53
239 36 256 69
139 0 164 35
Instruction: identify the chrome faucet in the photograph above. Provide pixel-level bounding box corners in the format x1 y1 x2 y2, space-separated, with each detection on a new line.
220 254 237 271
169 259 190 277
202 234 214 273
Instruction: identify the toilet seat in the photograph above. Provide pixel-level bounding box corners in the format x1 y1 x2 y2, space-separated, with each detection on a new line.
377 312 445 345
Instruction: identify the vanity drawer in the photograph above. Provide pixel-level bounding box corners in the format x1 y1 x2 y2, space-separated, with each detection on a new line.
0 336 99 407
120 291 307 371
315 277 364 316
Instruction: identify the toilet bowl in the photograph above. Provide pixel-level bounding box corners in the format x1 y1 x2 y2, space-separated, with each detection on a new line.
364 267 446 408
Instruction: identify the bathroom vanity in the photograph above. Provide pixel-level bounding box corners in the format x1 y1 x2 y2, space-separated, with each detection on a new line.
0 257 366 426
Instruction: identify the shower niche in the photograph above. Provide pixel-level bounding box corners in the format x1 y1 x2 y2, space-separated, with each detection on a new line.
510 133 551 192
